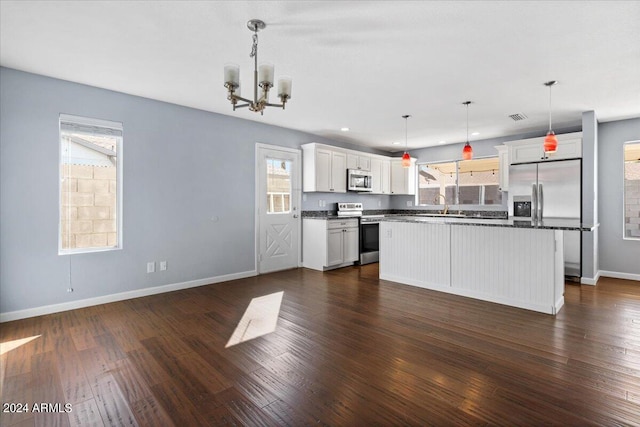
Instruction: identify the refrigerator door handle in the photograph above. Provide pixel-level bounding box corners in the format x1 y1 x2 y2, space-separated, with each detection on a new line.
531 183 538 222
538 183 544 223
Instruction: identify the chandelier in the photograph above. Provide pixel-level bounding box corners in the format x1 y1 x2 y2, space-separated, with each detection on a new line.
224 19 292 115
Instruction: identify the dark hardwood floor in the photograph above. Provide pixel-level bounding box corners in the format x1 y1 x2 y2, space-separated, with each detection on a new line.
2 264 640 426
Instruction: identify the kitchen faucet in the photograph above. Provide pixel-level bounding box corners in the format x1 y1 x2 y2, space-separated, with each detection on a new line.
434 194 449 215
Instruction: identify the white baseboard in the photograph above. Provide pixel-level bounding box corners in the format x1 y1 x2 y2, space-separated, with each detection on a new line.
580 270 601 286
0 270 257 323
599 270 640 282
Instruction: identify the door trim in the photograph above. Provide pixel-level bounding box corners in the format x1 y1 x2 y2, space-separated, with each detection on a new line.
255 143 302 274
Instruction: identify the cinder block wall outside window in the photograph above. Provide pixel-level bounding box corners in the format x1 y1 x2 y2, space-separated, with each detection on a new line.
61 164 117 249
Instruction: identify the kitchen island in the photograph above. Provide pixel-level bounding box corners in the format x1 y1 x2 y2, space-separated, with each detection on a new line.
379 216 596 315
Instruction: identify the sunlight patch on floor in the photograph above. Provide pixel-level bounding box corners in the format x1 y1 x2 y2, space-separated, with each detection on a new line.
225 291 283 348
0 335 41 355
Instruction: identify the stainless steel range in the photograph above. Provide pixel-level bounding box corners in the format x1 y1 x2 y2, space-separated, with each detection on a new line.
337 203 381 265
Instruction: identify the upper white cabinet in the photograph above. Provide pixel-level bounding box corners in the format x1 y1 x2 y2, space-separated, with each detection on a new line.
370 157 391 194
390 158 416 195
507 132 582 164
302 144 347 193
495 145 509 192
347 153 371 171
302 143 410 195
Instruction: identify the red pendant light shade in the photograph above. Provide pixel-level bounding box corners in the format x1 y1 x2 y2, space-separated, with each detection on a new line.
462 142 473 160
401 151 411 167
543 81 558 153
544 131 558 153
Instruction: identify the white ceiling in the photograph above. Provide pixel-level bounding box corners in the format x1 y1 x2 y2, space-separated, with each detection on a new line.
2 1 639 152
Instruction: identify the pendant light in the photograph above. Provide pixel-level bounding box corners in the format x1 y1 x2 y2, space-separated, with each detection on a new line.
462 101 473 160
543 80 558 153
401 115 411 168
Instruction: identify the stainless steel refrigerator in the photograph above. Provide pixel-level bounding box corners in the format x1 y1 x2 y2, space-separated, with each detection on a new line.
508 159 582 278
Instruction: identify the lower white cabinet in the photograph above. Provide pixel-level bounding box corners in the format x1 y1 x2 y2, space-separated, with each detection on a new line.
303 218 359 271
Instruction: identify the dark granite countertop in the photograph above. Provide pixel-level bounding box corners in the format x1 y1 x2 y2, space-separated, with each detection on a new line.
381 216 597 231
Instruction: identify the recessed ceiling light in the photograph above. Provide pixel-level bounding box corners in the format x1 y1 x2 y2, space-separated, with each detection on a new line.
471 132 480 136
438 140 446 144
340 127 350 132
392 141 401 145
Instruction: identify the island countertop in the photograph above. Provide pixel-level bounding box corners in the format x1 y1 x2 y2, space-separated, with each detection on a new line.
380 215 597 232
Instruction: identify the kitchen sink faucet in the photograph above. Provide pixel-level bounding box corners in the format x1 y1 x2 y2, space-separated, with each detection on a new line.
434 194 449 215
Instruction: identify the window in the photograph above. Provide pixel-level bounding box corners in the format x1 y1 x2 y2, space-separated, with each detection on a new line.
266 158 291 214
624 141 640 239
59 114 123 254
417 157 502 206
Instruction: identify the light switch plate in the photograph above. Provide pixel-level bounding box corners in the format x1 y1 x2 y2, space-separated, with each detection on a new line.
147 262 155 273
160 261 167 271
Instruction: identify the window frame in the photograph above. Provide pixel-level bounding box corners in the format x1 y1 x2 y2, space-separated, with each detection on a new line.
623 140 640 241
58 114 123 255
415 155 503 209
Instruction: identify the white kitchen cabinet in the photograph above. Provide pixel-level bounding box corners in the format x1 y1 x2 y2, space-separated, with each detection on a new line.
495 145 509 192
390 158 416 195
381 159 391 194
302 144 347 192
370 157 391 194
347 153 371 171
303 218 359 271
508 132 582 164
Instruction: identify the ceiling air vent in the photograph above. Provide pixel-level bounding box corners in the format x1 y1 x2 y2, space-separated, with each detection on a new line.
508 113 528 121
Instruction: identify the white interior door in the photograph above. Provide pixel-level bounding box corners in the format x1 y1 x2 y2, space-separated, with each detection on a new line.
256 145 301 274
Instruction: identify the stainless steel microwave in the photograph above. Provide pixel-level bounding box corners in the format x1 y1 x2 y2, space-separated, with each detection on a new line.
347 169 372 192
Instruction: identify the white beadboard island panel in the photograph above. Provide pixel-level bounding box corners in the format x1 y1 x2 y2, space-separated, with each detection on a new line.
380 221 451 289
450 226 564 314
380 220 565 315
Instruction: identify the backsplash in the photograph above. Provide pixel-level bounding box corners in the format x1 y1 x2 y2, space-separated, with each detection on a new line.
302 209 508 218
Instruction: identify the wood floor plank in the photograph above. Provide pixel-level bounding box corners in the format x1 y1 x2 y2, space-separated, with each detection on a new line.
67 399 104 427
2 265 640 425
130 395 175 427
90 373 138 427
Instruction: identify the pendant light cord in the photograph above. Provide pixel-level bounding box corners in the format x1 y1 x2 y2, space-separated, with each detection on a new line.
548 84 552 132
405 117 408 151
402 114 411 151
466 103 469 143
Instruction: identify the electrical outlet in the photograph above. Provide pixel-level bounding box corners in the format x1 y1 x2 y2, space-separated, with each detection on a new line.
406 200 413 207
67 288 73 293
147 262 155 273
378 200 382 207
160 261 167 271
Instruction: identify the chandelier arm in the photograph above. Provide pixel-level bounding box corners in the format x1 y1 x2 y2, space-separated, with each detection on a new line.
229 94 253 104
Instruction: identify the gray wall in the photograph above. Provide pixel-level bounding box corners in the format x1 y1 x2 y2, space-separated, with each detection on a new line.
0 67 387 314
598 117 640 275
